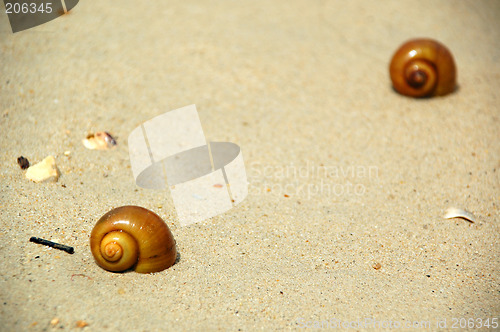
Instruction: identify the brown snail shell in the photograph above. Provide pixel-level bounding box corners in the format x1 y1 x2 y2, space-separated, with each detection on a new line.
90 206 177 273
389 38 457 97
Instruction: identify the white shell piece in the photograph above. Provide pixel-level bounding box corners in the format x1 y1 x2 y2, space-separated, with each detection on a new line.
25 155 59 183
82 132 116 150
443 207 476 223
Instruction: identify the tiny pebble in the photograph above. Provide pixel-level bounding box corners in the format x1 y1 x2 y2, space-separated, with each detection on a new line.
17 156 30 169
50 318 59 326
76 320 88 328
373 263 382 270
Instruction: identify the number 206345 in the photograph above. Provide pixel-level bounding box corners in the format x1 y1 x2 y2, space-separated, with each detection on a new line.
451 318 498 329
5 2 53 14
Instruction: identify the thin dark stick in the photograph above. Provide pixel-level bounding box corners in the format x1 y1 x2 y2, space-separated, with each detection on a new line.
29 237 74 254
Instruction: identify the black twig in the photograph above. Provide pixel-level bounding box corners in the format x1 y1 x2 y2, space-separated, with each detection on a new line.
29 237 74 254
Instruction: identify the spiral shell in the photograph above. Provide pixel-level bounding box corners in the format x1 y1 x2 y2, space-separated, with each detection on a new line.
389 38 457 97
90 206 177 273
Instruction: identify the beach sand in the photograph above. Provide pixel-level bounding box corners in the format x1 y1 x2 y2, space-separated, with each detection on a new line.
1 1 499 330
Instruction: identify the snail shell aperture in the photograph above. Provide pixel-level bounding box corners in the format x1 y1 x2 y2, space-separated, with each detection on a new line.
389 38 457 97
90 206 177 273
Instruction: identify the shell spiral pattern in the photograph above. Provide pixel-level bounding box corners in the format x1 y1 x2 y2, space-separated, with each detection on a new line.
389 38 457 97
90 206 177 273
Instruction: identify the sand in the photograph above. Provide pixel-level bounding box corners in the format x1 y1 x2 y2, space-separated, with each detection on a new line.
1 1 499 331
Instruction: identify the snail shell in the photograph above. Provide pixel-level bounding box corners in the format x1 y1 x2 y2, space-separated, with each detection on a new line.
90 206 177 273
389 38 457 97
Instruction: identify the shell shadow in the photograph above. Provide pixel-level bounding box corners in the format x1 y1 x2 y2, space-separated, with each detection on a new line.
174 251 181 265
389 84 460 99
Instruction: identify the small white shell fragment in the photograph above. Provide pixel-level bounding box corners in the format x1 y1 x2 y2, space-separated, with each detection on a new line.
82 132 117 150
25 155 60 183
443 207 476 223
